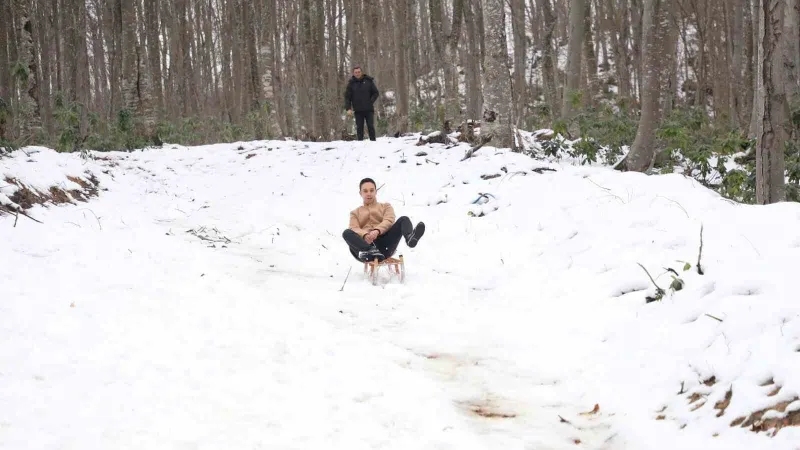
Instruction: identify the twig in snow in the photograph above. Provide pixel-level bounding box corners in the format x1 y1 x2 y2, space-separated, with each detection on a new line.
739 233 761 257
638 263 662 289
655 195 689 218
339 267 352 291
80 208 102 230
585 176 611 191
13 210 19 227
704 313 723 323
638 262 665 302
460 137 490 161
696 224 704 275
586 177 625 203
11 207 43 224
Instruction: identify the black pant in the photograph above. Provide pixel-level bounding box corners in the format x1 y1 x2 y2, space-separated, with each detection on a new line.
354 111 376 141
343 216 412 261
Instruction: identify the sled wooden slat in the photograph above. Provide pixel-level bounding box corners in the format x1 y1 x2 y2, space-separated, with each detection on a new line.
364 255 405 285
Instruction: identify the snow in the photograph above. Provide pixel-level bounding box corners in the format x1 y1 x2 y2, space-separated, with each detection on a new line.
2 137 799 449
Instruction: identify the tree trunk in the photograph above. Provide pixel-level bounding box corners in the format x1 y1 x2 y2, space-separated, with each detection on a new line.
482 0 515 148
563 0 585 119
463 0 483 120
749 0 764 137
730 0 746 127
0 0 8 141
445 0 464 122
782 0 799 103
15 0 42 139
537 0 559 117
630 0 643 101
70 0 90 139
609 0 632 102
428 0 446 121
393 0 410 132
582 0 598 107
617 0 672 171
145 0 164 116
511 0 527 122
36 1 52 135
755 0 789 204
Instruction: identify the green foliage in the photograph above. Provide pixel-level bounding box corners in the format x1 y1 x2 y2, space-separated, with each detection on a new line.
656 107 751 175
11 62 29 84
53 93 81 153
376 114 389 137
527 105 636 165
409 105 433 132
573 104 638 159
572 137 599 164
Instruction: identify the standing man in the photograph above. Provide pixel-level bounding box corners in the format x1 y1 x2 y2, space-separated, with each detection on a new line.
343 65 379 141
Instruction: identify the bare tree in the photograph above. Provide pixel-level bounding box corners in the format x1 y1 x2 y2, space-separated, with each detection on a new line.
14 0 42 139
617 0 673 171
755 0 790 203
563 0 585 119
482 0 515 148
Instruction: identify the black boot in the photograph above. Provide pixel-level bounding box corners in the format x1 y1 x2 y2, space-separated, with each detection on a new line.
405 222 425 248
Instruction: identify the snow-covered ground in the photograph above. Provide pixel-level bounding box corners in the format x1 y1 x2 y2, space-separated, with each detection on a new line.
2 136 799 449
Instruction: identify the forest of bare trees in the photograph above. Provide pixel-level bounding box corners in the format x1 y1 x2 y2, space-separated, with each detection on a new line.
0 0 798 202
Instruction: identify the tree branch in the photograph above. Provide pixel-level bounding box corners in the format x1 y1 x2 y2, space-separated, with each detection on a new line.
697 224 704 275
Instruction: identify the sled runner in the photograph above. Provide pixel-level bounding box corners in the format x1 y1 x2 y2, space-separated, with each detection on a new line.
364 254 405 285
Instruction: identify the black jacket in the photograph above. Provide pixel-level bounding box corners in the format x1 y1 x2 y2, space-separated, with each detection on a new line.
344 75 379 112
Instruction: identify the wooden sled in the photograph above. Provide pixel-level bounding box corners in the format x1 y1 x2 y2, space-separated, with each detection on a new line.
364 254 405 285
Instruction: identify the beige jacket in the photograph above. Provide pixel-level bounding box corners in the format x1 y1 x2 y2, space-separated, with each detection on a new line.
349 202 396 237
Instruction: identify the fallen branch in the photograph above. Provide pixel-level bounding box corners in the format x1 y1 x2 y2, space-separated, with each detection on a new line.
704 313 723 322
186 226 232 244
460 136 491 161
2 203 43 225
339 266 352 291
697 224 704 275
18 209 43 224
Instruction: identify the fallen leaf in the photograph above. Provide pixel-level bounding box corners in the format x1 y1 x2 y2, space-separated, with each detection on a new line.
579 404 600 416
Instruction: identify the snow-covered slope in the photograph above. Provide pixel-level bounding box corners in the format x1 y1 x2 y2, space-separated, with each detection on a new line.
2 137 799 449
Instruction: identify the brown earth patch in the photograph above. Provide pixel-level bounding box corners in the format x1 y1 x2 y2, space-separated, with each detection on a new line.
731 397 800 436
1 173 101 218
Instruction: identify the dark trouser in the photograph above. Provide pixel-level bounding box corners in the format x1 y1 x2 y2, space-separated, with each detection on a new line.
354 111 376 141
342 216 412 261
